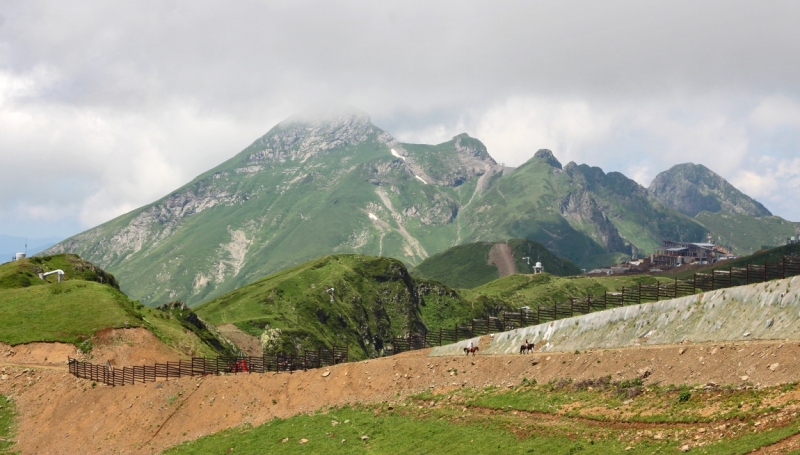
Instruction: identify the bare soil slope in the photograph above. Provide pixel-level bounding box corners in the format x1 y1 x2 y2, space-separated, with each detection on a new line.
487 242 517 277
3 338 800 454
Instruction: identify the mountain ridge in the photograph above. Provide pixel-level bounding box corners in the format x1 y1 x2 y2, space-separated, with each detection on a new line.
43 107 786 306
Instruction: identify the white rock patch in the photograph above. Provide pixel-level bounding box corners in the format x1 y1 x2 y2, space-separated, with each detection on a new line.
390 148 406 161
415 175 428 184
368 212 378 221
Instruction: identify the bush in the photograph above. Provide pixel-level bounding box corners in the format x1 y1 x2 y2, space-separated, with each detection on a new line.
678 391 691 402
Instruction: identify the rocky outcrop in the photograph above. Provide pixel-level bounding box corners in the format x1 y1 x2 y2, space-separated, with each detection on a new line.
558 189 627 253
649 163 772 217
246 106 375 164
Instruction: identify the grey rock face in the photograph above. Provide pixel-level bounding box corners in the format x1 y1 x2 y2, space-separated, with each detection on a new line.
247 106 374 164
648 163 771 217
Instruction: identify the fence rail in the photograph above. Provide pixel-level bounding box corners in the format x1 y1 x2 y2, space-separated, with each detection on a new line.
68 344 348 387
390 255 800 353
70 255 800 385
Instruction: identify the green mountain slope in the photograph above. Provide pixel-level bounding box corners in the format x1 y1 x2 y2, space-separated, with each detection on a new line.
695 212 800 255
0 254 225 356
411 239 581 289
457 151 708 268
45 108 781 307
46 107 497 306
649 163 772 217
194 254 493 359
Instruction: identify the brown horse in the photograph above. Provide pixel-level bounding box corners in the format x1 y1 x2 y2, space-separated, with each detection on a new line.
519 339 535 354
464 346 479 356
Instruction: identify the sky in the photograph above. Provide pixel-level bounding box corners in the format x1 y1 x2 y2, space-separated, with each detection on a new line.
1 1 799 241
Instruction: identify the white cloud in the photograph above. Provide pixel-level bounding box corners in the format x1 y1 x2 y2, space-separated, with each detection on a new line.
2 0 800 239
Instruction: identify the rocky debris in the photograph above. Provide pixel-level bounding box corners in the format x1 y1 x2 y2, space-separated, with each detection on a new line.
299 438 308 444
637 367 652 379
321 371 331 377
769 363 780 371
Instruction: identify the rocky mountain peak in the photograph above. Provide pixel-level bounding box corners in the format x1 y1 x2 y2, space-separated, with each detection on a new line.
246 105 375 164
648 163 772 217
533 149 563 169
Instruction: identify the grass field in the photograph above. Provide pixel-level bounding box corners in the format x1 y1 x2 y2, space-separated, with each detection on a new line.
0 395 15 454
164 380 800 454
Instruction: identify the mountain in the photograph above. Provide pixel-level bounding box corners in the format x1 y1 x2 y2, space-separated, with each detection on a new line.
456 150 708 269
648 163 772 217
646 163 800 255
411 239 581 289
45 107 721 306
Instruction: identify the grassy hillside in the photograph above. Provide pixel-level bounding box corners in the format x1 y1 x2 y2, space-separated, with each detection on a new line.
465 273 672 310
0 254 224 356
411 239 581 289
695 211 800 255
195 254 483 359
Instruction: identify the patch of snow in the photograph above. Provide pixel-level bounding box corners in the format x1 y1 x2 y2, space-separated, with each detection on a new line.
390 148 406 161
414 175 428 184
368 212 378 221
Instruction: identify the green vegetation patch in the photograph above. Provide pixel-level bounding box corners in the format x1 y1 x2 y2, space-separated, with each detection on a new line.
163 405 627 455
0 395 16 454
465 273 670 310
0 253 119 290
196 254 473 359
0 281 138 348
411 239 581 289
164 380 800 455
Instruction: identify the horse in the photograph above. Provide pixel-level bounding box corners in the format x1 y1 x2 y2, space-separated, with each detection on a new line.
519 339 535 354
463 346 479 356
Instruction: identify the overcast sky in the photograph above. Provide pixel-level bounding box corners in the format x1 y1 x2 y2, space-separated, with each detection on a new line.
1 1 799 240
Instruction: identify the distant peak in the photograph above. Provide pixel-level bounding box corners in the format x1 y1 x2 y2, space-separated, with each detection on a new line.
453 133 471 139
284 105 370 126
533 149 562 169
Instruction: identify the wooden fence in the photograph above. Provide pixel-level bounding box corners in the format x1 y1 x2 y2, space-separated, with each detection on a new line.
68 345 348 387
69 255 800 383
390 255 800 353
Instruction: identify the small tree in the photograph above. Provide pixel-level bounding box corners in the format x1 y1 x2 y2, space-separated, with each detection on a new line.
260 327 283 355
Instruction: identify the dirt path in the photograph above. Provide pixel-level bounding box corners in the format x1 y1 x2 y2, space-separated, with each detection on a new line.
4 339 800 454
488 242 517 277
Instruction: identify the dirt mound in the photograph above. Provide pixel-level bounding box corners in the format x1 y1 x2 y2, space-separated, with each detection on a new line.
0 342 78 366
216 324 261 356
4 339 800 454
84 328 181 366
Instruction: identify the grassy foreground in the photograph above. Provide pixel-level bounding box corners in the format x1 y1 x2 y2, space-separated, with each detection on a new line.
165 379 800 454
0 395 15 454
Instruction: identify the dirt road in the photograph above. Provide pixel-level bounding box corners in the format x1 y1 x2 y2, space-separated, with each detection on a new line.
4 337 800 454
